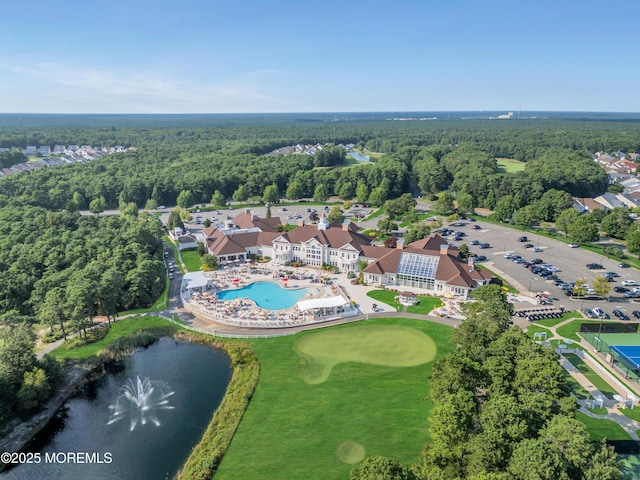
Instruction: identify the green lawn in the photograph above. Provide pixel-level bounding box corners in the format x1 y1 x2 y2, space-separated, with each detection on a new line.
366 290 402 311
563 353 618 398
575 411 632 441
526 324 552 340
563 370 590 399
406 296 443 315
214 318 455 480
474 264 518 293
556 319 601 342
51 316 178 360
534 310 580 327
620 407 640 422
496 158 526 173
181 248 202 272
399 213 433 228
363 208 385 221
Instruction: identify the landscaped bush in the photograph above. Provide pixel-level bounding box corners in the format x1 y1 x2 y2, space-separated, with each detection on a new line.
42 329 66 343
64 324 109 349
178 335 259 480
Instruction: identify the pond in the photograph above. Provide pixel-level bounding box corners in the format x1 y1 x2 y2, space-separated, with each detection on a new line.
347 151 370 162
1 338 231 480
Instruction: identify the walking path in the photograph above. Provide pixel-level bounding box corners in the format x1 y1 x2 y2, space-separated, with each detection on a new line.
525 315 640 440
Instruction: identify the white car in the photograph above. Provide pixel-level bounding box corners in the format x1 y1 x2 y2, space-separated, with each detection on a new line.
568 243 579 248
622 280 638 286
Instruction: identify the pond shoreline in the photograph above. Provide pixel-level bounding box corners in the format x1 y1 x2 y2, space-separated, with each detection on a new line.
0 364 94 459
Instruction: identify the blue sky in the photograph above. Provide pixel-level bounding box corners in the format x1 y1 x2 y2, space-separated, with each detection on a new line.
0 0 638 113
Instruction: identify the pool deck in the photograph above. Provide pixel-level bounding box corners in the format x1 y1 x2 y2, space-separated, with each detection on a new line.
181 264 358 329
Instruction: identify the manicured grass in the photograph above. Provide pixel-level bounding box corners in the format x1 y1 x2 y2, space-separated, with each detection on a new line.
563 353 618 398
526 324 552 340
366 290 403 311
214 318 455 480
556 319 601 342
363 208 385 221
474 264 518 293
534 310 580 327
51 316 179 360
620 408 640 422
563 370 590 399
399 213 433 228
496 158 526 173
181 248 202 272
406 296 443 315
576 411 632 441
586 406 608 415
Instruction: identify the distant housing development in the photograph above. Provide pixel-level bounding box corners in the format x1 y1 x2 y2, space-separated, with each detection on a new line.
196 209 491 299
0 144 134 178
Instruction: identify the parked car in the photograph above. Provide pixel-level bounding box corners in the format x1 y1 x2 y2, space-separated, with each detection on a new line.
517 236 528 242
622 280 638 286
472 224 481 230
530 258 543 265
568 243 579 248
613 309 630 320
604 272 620 278
470 240 480 245
633 311 640 319
582 308 597 318
475 255 487 262
586 263 604 269
625 291 640 298
523 243 534 248
614 286 629 293
532 247 543 252
619 263 630 268
592 308 607 319
478 243 491 249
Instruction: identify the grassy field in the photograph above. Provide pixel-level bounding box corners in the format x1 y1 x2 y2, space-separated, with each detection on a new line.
366 290 402 311
363 208 385 221
575 411 632 441
51 316 178 360
181 248 201 272
496 158 526 173
563 370 590 399
563 353 618 398
526 324 552 340
214 318 455 480
555 319 601 342
534 310 580 327
406 296 443 315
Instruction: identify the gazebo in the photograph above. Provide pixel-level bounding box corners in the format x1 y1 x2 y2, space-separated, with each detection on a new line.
398 291 417 306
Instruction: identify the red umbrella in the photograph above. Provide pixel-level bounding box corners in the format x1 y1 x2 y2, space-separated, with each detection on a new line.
232 278 240 283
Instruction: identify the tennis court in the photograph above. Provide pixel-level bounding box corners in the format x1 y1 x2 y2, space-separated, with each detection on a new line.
610 345 640 370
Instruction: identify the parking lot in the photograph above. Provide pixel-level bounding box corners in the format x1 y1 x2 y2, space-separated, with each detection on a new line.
453 220 640 319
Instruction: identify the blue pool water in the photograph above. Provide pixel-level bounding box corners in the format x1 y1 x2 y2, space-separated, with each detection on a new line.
217 281 311 310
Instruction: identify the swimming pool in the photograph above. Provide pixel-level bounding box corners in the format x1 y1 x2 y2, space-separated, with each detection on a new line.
217 281 311 310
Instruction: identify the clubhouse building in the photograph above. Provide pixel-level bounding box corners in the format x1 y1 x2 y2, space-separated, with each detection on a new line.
198 209 491 299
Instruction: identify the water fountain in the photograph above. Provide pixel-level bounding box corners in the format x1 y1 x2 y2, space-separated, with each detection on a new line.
107 376 175 431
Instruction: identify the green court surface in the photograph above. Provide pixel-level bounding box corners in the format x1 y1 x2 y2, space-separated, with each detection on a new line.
597 333 640 347
214 318 454 480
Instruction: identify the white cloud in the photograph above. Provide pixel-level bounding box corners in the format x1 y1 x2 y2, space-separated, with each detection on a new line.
0 60 283 113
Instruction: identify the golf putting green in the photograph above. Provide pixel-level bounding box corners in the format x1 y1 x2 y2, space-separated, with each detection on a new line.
337 440 366 464
294 325 436 384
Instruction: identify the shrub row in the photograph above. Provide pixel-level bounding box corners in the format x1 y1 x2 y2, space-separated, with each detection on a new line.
177 333 260 480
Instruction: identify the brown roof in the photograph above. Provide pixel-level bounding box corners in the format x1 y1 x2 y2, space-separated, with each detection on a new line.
363 234 491 289
206 230 280 257
574 197 603 211
282 224 372 251
231 211 282 231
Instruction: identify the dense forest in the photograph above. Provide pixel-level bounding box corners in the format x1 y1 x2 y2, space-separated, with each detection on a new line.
351 286 622 480
0 112 638 458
